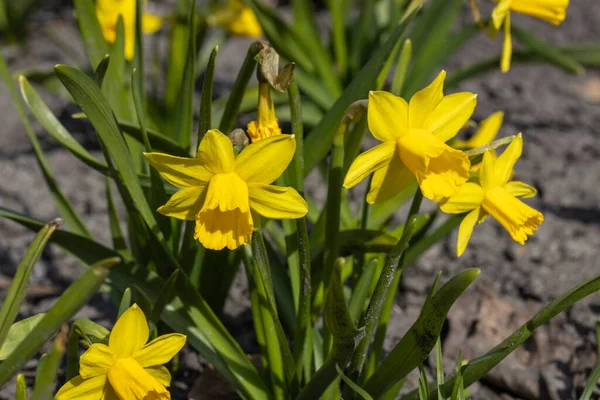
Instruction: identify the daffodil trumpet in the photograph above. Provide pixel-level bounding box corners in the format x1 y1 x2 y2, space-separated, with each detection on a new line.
145 130 308 251
56 304 186 400
344 70 477 203
247 82 282 142
440 134 543 256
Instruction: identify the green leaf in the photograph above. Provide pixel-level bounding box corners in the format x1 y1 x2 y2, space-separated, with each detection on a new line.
0 220 59 352
198 46 219 142
118 288 132 318
512 25 584 75
173 0 196 148
73 0 109 68
117 119 190 157
19 76 109 174
0 50 91 237
303 4 420 176
150 270 179 326
348 258 379 322
55 64 177 265
391 39 412 96
336 364 374 400
297 260 365 400
31 327 67 400
402 0 463 98
435 338 445 400
418 365 429 400
0 314 46 360
218 41 263 135
0 258 117 386
0 209 270 400
93 54 111 88
364 269 480 397
580 362 600 400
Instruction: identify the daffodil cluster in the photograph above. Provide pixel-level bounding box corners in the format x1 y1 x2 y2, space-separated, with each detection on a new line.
344 71 543 256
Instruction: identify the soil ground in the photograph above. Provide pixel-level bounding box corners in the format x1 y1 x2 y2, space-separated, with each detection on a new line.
0 1 599 399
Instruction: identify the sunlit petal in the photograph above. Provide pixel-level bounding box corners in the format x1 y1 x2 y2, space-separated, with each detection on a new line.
144 153 212 188
424 92 477 142
343 141 396 189
109 304 149 357
142 13 162 33
368 91 409 141
55 375 107 400
235 134 295 184
248 184 308 219
366 154 413 204
157 186 207 220
464 111 504 148
501 12 512 72
439 183 485 214
456 207 481 257
197 129 236 174
505 181 537 198
509 0 568 25
133 334 187 368
146 366 172 387
79 344 115 379
408 70 445 128
479 150 497 190
495 133 523 186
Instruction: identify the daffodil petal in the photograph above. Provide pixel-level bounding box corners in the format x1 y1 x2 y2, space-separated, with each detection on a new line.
101 385 119 400
495 133 523 186
197 129 236 174
491 0 511 29
509 0 568 25
501 12 512 72
55 375 107 400
465 111 504 148
439 182 484 214
109 304 149 357
157 186 207 220
457 207 481 257
424 92 477 143
235 134 295 184
343 141 396 189
248 184 308 219
79 344 115 379
366 154 413 204
408 70 445 128
367 91 408 141
146 366 171 387
144 153 212 188
133 333 187 368
142 13 162 33
479 150 497 190
505 181 537 198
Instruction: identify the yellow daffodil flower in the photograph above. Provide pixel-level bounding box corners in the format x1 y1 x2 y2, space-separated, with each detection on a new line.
208 0 263 37
145 130 307 250
344 71 476 203
56 304 186 400
96 0 162 61
247 82 282 142
439 134 543 256
452 111 504 149
489 0 569 72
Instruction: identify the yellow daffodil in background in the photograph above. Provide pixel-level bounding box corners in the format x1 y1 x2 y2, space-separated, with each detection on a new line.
344 71 476 203
439 134 543 256
96 0 162 61
488 0 569 72
208 0 263 37
145 130 307 250
247 82 282 142
56 304 186 400
452 111 504 149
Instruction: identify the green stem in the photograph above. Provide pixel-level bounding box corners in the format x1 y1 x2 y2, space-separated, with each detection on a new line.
197 46 218 146
218 41 263 134
348 191 423 378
